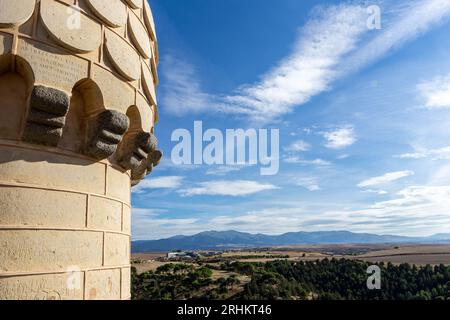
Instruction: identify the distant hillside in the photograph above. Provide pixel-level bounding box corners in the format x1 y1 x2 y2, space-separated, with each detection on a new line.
131 230 450 252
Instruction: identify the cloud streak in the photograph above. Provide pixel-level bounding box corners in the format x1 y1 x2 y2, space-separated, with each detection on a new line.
160 55 215 115
396 146 450 160
322 126 357 149
179 180 279 197
358 171 414 188
221 4 368 121
417 74 450 109
132 176 184 193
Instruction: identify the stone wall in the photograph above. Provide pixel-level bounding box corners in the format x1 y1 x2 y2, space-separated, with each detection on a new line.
0 0 161 300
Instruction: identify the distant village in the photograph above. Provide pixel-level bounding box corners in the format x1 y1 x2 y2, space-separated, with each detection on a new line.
165 251 223 260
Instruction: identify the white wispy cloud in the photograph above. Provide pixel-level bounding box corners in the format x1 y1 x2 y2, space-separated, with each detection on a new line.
161 0 450 122
160 55 215 115
283 157 331 166
284 140 311 152
322 126 357 149
396 146 450 160
221 4 368 121
132 208 200 240
358 170 414 188
179 180 279 197
417 74 450 109
296 176 321 191
132 176 184 193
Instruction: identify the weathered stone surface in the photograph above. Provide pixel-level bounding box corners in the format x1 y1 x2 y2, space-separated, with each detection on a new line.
130 133 161 183
0 230 103 272
84 110 129 160
40 0 102 53
148 149 163 172
130 161 147 185
122 205 131 234
135 92 155 133
29 85 70 116
128 12 152 59
131 151 162 186
23 86 70 146
104 29 140 81
0 272 84 300
121 268 131 300
88 196 122 232
104 233 130 266
0 0 36 28
0 32 13 55
0 145 106 195
141 61 157 105
16 38 90 93
124 0 143 10
0 186 87 228
86 0 127 28
85 269 121 300
27 109 66 127
92 64 135 115
0 72 29 140
143 0 157 41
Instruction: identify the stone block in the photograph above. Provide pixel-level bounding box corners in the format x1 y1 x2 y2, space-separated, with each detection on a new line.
106 165 130 203
0 145 106 195
121 267 131 299
104 233 130 266
0 230 103 272
88 196 122 232
0 272 84 300
122 204 131 234
0 186 87 228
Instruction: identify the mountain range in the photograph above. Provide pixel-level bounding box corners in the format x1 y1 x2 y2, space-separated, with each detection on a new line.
131 230 450 252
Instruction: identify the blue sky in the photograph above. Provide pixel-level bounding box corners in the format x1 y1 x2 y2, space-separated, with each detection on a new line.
132 0 450 240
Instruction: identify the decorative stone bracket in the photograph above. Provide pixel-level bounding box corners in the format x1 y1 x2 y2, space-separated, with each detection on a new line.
23 85 70 147
85 110 130 160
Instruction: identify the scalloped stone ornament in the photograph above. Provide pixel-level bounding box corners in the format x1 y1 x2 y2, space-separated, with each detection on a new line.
143 0 157 41
141 61 157 106
40 0 101 53
124 0 143 10
128 12 152 59
0 0 36 28
86 0 127 28
104 29 140 81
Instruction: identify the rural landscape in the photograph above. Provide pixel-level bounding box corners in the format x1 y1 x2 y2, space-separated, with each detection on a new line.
131 231 450 300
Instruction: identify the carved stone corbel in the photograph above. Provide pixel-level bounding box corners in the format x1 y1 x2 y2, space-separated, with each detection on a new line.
130 133 162 185
22 85 70 146
115 131 152 171
84 110 129 160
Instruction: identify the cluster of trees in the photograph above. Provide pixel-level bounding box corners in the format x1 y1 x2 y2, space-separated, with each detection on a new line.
223 259 450 300
132 259 450 300
132 264 239 300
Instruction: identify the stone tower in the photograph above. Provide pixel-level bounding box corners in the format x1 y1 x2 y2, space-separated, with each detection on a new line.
0 0 161 300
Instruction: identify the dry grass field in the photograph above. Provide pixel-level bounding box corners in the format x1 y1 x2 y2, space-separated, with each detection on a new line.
346 245 450 265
